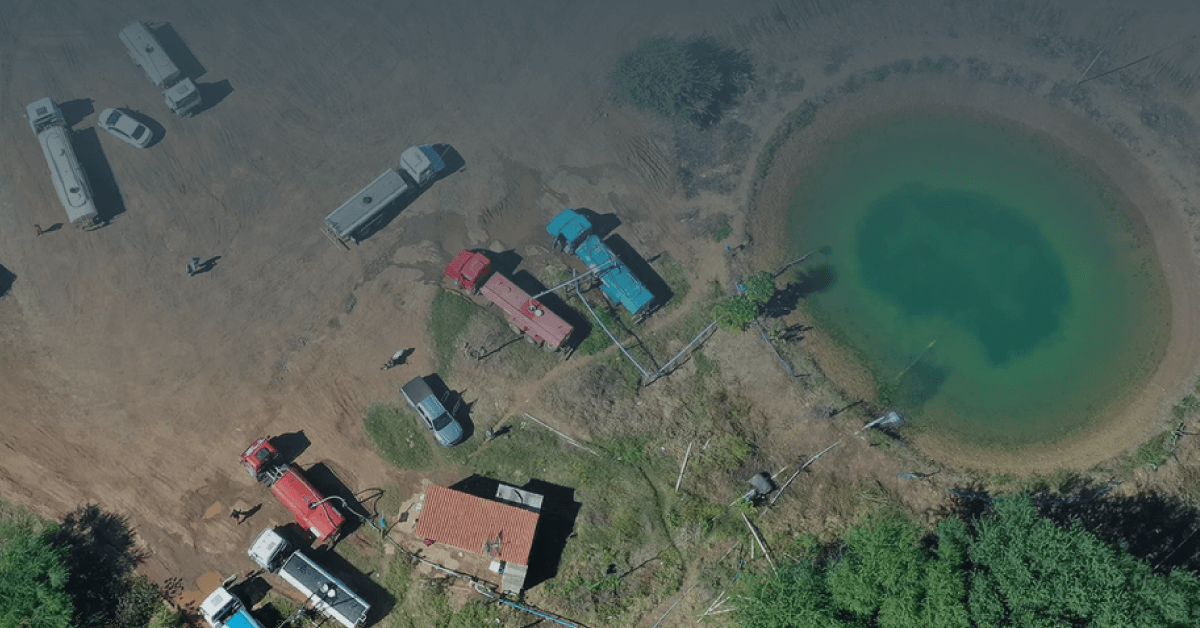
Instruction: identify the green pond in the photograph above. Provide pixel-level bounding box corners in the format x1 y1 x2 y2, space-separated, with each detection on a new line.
785 109 1169 446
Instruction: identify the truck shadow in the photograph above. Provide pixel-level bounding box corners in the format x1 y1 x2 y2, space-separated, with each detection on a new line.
271 431 311 466
71 127 126 226
58 98 94 128
447 476 579 591
605 234 669 313
354 188 423 243
305 463 369 538
431 144 465 178
192 80 234 116
305 546 396 628
0 263 14 298
149 22 206 80
571 207 621 240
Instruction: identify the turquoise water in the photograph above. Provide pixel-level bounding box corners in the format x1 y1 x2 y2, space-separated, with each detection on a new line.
786 109 1169 446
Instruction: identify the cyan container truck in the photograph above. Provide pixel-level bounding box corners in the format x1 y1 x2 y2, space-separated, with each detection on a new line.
547 208 653 317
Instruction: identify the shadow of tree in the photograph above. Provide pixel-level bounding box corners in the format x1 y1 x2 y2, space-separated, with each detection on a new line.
51 505 146 627
940 481 1200 575
685 37 755 128
1034 480 1200 574
761 264 836 317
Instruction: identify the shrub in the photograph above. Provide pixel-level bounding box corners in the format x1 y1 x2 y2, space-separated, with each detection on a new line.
613 37 752 125
713 295 758 331
743 271 776 305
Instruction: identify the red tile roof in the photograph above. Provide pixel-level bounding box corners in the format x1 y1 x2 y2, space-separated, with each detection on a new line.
414 485 540 565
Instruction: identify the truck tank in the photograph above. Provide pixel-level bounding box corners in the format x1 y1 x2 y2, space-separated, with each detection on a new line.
25 98 97 227
249 529 370 628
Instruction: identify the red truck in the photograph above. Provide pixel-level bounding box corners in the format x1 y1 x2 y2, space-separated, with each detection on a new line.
444 250 573 351
239 437 345 543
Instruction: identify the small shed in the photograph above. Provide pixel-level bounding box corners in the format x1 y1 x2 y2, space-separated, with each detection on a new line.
414 484 542 592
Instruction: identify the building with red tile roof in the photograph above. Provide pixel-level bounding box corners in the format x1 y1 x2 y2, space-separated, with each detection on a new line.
414 484 541 566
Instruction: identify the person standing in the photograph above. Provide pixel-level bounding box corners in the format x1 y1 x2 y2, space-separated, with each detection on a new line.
187 257 201 276
35 224 43 237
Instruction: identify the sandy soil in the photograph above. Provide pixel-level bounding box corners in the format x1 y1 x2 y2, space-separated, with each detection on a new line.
2 0 1199 616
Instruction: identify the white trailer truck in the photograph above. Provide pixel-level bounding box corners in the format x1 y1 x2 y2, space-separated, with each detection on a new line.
25 98 98 228
248 529 370 628
323 144 445 244
200 586 265 628
119 21 201 117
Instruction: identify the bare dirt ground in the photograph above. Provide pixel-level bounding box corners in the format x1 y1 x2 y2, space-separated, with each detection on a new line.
2 0 1200 622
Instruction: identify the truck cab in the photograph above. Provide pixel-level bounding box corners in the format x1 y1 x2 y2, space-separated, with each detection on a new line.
398 144 445 187
547 208 592 254
444 249 494 293
239 437 280 481
200 586 263 628
248 528 292 573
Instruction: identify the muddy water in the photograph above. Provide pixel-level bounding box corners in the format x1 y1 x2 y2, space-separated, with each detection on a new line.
785 108 1170 446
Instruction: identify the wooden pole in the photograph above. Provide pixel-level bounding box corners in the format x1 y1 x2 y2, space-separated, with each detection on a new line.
522 413 600 456
1076 49 1104 84
761 440 842 517
742 513 777 574
651 582 698 628
675 441 693 492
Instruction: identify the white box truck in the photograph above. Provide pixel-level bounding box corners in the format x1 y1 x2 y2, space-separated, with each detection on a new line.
248 529 370 628
323 144 445 243
119 21 201 116
200 586 265 628
25 98 98 228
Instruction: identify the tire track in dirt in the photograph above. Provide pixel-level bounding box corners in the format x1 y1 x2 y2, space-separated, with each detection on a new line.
615 134 675 195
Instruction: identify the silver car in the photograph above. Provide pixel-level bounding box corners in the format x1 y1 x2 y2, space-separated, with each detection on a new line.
400 376 465 447
97 108 152 148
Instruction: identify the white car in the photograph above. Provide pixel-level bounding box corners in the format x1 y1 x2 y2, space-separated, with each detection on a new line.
97 108 152 148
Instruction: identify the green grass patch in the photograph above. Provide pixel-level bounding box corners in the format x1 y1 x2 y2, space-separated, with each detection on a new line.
363 403 435 471
711 216 732 242
0 497 50 543
429 290 477 374
655 254 691 313
1172 393 1199 421
1124 432 1173 472
575 302 626 356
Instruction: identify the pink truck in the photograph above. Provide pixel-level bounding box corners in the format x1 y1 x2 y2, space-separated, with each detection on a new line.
239 437 345 543
444 250 573 351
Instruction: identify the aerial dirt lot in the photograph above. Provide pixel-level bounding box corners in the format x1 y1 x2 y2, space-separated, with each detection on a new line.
3 0 1200 621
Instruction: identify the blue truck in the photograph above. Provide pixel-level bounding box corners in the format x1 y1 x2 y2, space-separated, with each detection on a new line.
547 208 654 317
200 586 264 628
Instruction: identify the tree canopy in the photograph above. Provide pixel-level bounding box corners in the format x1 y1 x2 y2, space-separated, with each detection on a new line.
612 36 752 125
735 496 1200 628
0 528 73 628
713 295 759 332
